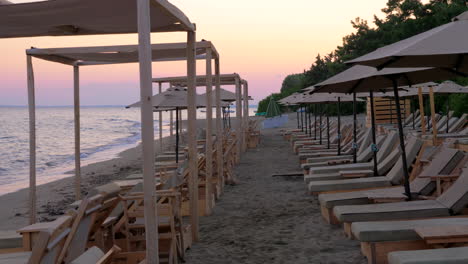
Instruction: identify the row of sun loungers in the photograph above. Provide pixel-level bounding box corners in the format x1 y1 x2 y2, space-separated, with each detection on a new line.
283 116 468 264
0 121 261 263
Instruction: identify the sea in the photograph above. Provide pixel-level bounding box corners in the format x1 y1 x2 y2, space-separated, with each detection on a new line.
0 106 257 195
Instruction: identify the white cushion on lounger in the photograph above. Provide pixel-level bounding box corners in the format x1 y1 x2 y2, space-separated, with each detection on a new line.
318 191 371 208
70 246 104 264
388 246 468 264
0 230 22 249
304 172 344 183
334 200 449 223
352 218 468 242
308 177 392 193
0 251 31 263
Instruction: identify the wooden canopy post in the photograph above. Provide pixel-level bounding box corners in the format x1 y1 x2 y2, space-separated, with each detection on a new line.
235 76 242 163
158 82 163 152
242 80 249 151
429 87 438 145
204 48 213 215
187 31 199 241
214 58 224 191
418 87 426 135
136 0 159 262
26 55 37 225
73 65 81 201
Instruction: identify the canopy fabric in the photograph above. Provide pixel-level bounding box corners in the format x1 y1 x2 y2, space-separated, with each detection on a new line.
127 86 209 109
153 74 242 86
265 97 282 118
0 0 11 4
0 0 194 39
314 65 459 93
277 93 303 105
200 88 237 102
299 93 363 104
347 11 468 74
27 42 216 66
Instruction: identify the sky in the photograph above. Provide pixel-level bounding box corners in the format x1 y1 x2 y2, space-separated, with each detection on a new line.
0 0 401 106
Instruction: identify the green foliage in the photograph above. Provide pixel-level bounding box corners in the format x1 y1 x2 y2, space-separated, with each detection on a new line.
257 0 468 115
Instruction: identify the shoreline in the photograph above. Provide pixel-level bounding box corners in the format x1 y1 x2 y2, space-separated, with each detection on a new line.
0 131 178 230
0 115 244 230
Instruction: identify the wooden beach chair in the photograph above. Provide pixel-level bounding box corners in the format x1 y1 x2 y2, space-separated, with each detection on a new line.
388 246 468 264
316 145 451 224
70 245 121 264
307 136 423 194
0 215 74 264
301 132 384 174
115 191 182 264
305 132 400 183
333 167 468 236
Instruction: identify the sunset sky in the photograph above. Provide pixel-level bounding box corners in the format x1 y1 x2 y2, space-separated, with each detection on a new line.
0 0 404 106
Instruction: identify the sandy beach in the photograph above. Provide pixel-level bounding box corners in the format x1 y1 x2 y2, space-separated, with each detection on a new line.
0 113 367 263
183 114 366 264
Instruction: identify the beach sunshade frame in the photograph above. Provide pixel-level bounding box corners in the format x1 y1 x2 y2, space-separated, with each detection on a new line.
153 74 249 163
314 65 462 200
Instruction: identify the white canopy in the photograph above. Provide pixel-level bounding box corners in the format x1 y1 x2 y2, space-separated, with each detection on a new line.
0 0 194 38
27 41 218 66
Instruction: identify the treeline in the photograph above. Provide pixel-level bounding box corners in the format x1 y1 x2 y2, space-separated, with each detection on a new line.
257 0 468 117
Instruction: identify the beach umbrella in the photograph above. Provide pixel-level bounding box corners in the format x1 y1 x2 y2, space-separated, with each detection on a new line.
265 97 282 118
314 65 460 199
299 91 363 156
127 86 209 164
346 11 468 75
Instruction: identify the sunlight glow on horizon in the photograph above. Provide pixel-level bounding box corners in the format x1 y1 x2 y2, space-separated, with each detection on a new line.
1 0 395 105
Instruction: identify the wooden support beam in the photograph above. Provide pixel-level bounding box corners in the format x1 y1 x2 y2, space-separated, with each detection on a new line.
158 82 163 152
418 87 426 135
26 55 37 225
242 81 249 152
204 48 213 215
187 31 199 241
136 0 159 262
215 58 224 192
73 65 81 201
235 77 242 163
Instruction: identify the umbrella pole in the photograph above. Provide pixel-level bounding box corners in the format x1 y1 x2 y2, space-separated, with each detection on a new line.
302 105 306 133
337 97 341 156
308 105 312 137
353 92 357 163
27 55 37 224
392 79 412 200
412 98 415 130
176 107 179 163
426 95 430 131
314 105 317 140
296 109 300 129
327 105 330 149
305 105 308 135
319 104 323 145
369 90 378 176
446 96 450 133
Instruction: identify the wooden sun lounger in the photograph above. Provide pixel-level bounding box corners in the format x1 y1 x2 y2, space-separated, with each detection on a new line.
302 133 392 174
306 133 405 185
352 217 468 264
334 168 468 239
308 137 423 193
318 147 465 224
388 246 468 264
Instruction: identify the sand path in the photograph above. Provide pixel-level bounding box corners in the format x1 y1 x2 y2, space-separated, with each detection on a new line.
185 127 366 263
